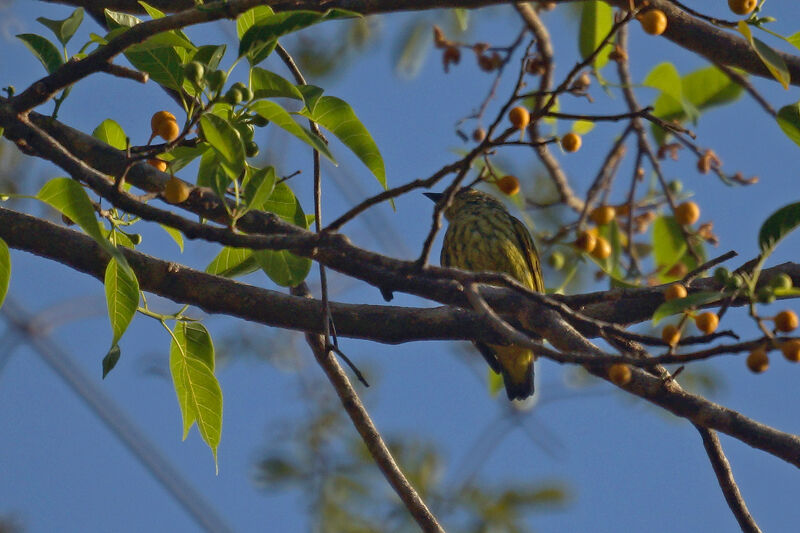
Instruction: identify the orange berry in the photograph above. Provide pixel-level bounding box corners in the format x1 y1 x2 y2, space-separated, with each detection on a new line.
662 324 681 346
472 127 486 142
561 132 582 153
591 235 612 260
780 340 800 362
163 176 191 204
640 9 668 36
774 310 799 333
728 0 757 16
590 205 616 226
666 262 688 279
675 201 700 226
694 312 719 335
150 110 180 142
664 283 687 301
746 348 769 373
608 363 632 386
508 106 530 131
497 175 520 196
148 158 167 172
575 230 597 253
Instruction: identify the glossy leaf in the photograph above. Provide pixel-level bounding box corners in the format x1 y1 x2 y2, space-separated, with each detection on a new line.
651 292 720 325
200 114 245 179
37 7 84 46
206 247 259 278
777 102 800 148
17 34 64 74
738 21 790 90
104 9 141 29
37 178 130 270
758 201 800 255
92 119 127 150
169 322 222 470
300 96 386 190
250 100 335 162
236 5 274 38
250 67 304 100
578 1 613 69
105 256 140 346
0 237 9 308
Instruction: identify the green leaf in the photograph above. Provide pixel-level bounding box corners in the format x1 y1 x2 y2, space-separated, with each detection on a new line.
250 100 335 162
125 45 184 91
777 102 800 147
0 237 10 309
452 8 469 32
159 224 184 252
296 84 325 114
787 32 800 52
652 215 686 275
37 178 131 271
652 292 720 325
758 201 800 256
169 322 222 470
578 1 613 69
190 44 226 71
644 62 682 102
238 9 356 64
200 114 245 179
738 21 790 90
104 256 140 346
681 66 743 111
205 247 259 278
17 34 64 74
236 5 275 39
92 119 127 150
249 67 304 100
102 344 121 378
300 96 386 190
254 248 311 287
262 182 308 228
159 144 205 172
572 120 595 135
37 7 84 46
104 9 141 29
243 165 276 210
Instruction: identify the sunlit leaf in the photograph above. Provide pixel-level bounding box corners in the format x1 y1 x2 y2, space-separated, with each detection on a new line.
300 96 386 191
104 256 139 346
92 119 127 150
206 247 259 278
250 67 304 100
250 100 335 162
244 165 276 210
169 321 222 470
652 215 686 277
578 1 613 69
738 20 790 90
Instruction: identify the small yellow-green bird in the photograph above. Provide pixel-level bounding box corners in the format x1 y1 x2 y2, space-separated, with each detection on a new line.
425 188 544 400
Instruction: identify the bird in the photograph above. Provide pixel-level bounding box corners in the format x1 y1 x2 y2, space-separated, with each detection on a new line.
425 188 544 400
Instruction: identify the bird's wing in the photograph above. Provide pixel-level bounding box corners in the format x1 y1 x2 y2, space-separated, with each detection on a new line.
509 215 544 292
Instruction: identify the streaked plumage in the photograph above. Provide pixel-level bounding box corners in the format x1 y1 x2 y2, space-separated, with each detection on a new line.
426 188 544 400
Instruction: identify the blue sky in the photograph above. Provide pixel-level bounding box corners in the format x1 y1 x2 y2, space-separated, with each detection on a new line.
2 2 800 532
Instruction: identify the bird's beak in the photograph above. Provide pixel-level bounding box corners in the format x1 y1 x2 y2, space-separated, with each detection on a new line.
424 192 444 203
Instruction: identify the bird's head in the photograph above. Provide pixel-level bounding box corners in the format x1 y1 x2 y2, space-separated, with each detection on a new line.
424 188 504 220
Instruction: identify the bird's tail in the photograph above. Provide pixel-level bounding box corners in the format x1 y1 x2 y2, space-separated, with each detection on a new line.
493 345 535 400
500 363 534 400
